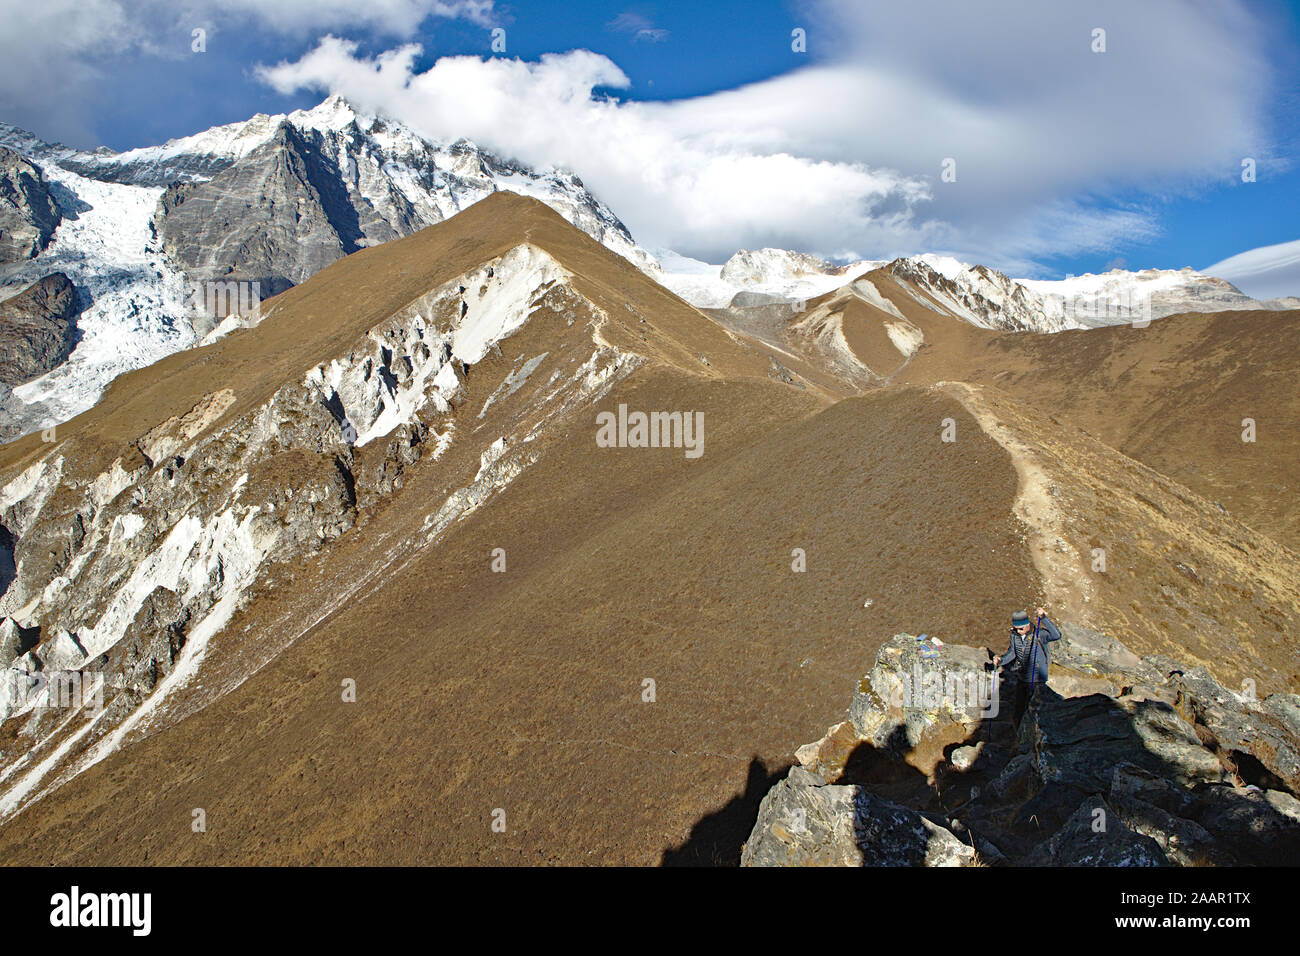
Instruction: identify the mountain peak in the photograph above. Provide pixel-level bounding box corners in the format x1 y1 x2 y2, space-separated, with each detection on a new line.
289 94 367 133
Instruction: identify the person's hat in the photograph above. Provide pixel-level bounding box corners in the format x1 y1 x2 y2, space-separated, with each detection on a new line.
1011 610 1032 627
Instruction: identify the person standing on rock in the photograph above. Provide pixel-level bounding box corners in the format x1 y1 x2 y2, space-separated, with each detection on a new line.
990 608 1061 728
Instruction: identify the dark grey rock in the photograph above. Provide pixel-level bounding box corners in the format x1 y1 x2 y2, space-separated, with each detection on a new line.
0 146 61 262
1024 691 1223 793
0 272 78 385
1108 791 1229 866
1023 799 1167 867
1188 785 1300 865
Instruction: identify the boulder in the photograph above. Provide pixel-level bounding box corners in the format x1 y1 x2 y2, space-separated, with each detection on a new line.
1053 621 1143 678
741 766 976 867
950 744 982 772
1023 691 1223 793
1023 799 1167 867
793 720 859 779
1108 791 1228 866
849 634 997 765
1168 666 1300 792
1188 785 1300 866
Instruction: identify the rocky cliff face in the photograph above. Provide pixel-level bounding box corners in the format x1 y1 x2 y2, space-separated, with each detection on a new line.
0 146 61 263
0 273 79 386
150 99 658 302
156 122 378 303
886 258 1082 333
743 631 1300 866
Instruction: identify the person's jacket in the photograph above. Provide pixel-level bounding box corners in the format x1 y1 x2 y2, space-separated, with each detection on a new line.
997 616 1062 686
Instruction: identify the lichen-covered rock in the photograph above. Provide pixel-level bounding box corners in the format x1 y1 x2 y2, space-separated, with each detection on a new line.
741 767 976 867
848 633 996 763
793 720 859 779
751 628 1300 867
1167 666 1300 793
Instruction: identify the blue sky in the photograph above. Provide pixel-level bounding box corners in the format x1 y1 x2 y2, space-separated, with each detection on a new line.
55 3 814 152
2 0 1298 289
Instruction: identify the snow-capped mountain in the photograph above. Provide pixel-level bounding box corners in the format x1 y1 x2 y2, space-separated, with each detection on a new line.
1018 267 1300 326
885 258 1082 333
661 248 1081 332
0 96 657 440
661 246 1300 331
656 248 884 308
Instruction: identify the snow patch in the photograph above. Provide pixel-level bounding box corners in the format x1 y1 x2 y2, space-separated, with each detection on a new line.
450 245 569 365
884 321 924 358
848 278 906 320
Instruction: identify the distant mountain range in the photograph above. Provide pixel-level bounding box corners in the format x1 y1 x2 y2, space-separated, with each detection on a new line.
1 95 1297 442
657 247 1300 327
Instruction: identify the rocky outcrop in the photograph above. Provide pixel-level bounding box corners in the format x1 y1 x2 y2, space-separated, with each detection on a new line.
0 272 79 385
743 632 1300 866
0 618 37 669
741 766 975 866
1166 665 1300 793
156 122 370 303
0 147 61 263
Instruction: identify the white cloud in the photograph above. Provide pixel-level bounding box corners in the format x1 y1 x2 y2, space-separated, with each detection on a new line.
1205 238 1300 300
257 39 946 263
0 0 140 143
606 13 669 43
0 0 495 144
199 0 496 34
253 0 1281 270
0 0 1284 272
